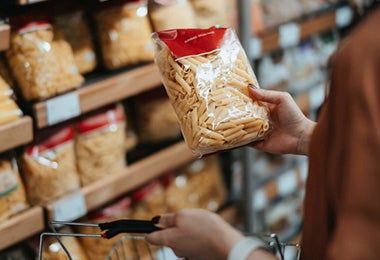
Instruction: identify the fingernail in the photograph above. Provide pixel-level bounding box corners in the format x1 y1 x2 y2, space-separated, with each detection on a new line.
152 216 161 224
248 83 258 89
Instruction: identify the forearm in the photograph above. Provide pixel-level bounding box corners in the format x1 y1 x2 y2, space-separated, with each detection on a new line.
296 118 316 155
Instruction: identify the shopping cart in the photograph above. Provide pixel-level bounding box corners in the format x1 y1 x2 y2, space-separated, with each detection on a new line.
38 219 301 260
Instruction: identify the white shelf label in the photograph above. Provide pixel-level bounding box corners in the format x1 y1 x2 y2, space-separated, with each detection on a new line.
336 6 353 28
250 37 262 59
279 23 300 48
277 169 297 197
46 92 80 126
53 192 87 221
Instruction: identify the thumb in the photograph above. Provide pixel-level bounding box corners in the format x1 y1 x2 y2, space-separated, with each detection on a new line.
248 86 285 105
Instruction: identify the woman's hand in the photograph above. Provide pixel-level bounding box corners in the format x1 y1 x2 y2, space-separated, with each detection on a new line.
146 208 244 260
249 87 316 155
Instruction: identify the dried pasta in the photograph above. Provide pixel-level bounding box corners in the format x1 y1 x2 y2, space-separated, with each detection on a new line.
153 27 270 156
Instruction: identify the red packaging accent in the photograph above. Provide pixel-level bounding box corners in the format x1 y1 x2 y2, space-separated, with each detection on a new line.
27 126 75 156
89 197 132 221
156 27 230 59
77 105 125 134
8 9 53 33
17 21 52 34
160 171 175 188
132 181 161 202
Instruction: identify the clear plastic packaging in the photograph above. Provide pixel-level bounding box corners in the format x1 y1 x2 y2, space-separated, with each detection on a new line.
148 0 197 31
6 19 84 101
54 4 97 74
0 154 28 221
21 126 80 205
152 27 270 156
94 0 155 70
0 76 22 124
190 0 229 28
75 104 126 186
134 87 181 143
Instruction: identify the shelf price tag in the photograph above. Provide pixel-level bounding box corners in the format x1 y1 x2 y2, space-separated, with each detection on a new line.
46 92 80 126
53 192 87 221
336 6 353 28
279 23 300 49
250 37 262 60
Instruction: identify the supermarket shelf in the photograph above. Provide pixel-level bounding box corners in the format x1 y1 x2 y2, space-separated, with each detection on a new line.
33 63 162 128
0 116 33 153
11 0 47 4
46 141 197 220
252 5 352 58
0 206 44 250
0 23 10 51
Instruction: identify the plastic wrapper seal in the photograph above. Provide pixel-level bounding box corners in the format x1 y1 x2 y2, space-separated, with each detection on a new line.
75 104 127 186
148 0 197 31
152 27 270 156
6 18 84 101
20 126 80 205
0 154 28 221
93 0 155 70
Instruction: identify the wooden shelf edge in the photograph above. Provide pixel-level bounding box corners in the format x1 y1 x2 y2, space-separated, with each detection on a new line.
0 116 33 153
0 206 45 250
33 63 162 128
46 141 197 220
0 24 10 52
259 9 339 55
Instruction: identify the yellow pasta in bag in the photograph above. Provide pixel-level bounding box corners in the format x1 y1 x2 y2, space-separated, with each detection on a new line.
152 27 270 156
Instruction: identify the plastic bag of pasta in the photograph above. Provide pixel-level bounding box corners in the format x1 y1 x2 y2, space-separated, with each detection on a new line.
0 154 28 221
21 126 80 205
54 2 97 74
152 26 270 156
93 0 154 70
75 104 126 186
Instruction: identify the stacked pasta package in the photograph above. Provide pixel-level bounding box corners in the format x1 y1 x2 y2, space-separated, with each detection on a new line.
20 126 80 205
0 76 22 124
6 12 84 101
152 27 270 156
93 0 154 70
0 155 28 221
75 104 126 186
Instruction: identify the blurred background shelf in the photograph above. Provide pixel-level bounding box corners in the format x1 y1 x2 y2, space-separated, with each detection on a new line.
0 116 33 153
45 141 197 221
0 206 44 250
32 63 162 128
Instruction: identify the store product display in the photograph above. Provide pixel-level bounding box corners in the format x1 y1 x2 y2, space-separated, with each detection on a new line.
134 87 181 143
0 76 22 124
153 27 270 156
54 4 97 74
75 104 126 186
0 156 28 221
148 0 197 31
94 0 154 70
190 0 229 28
20 126 80 205
6 17 84 101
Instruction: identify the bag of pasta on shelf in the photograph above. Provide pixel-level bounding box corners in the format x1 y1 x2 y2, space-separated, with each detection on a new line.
20 125 80 205
75 104 126 186
0 76 23 125
189 0 229 28
93 0 155 70
0 154 28 221
6 13 84 101
134 87 181 143
152 27 270 156
54 2 97 74
148 0 196 31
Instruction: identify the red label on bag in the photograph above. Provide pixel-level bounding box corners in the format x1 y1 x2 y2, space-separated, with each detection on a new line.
156 27 230 59
27 126 75 156
89 197 132 221
77 105 125 134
